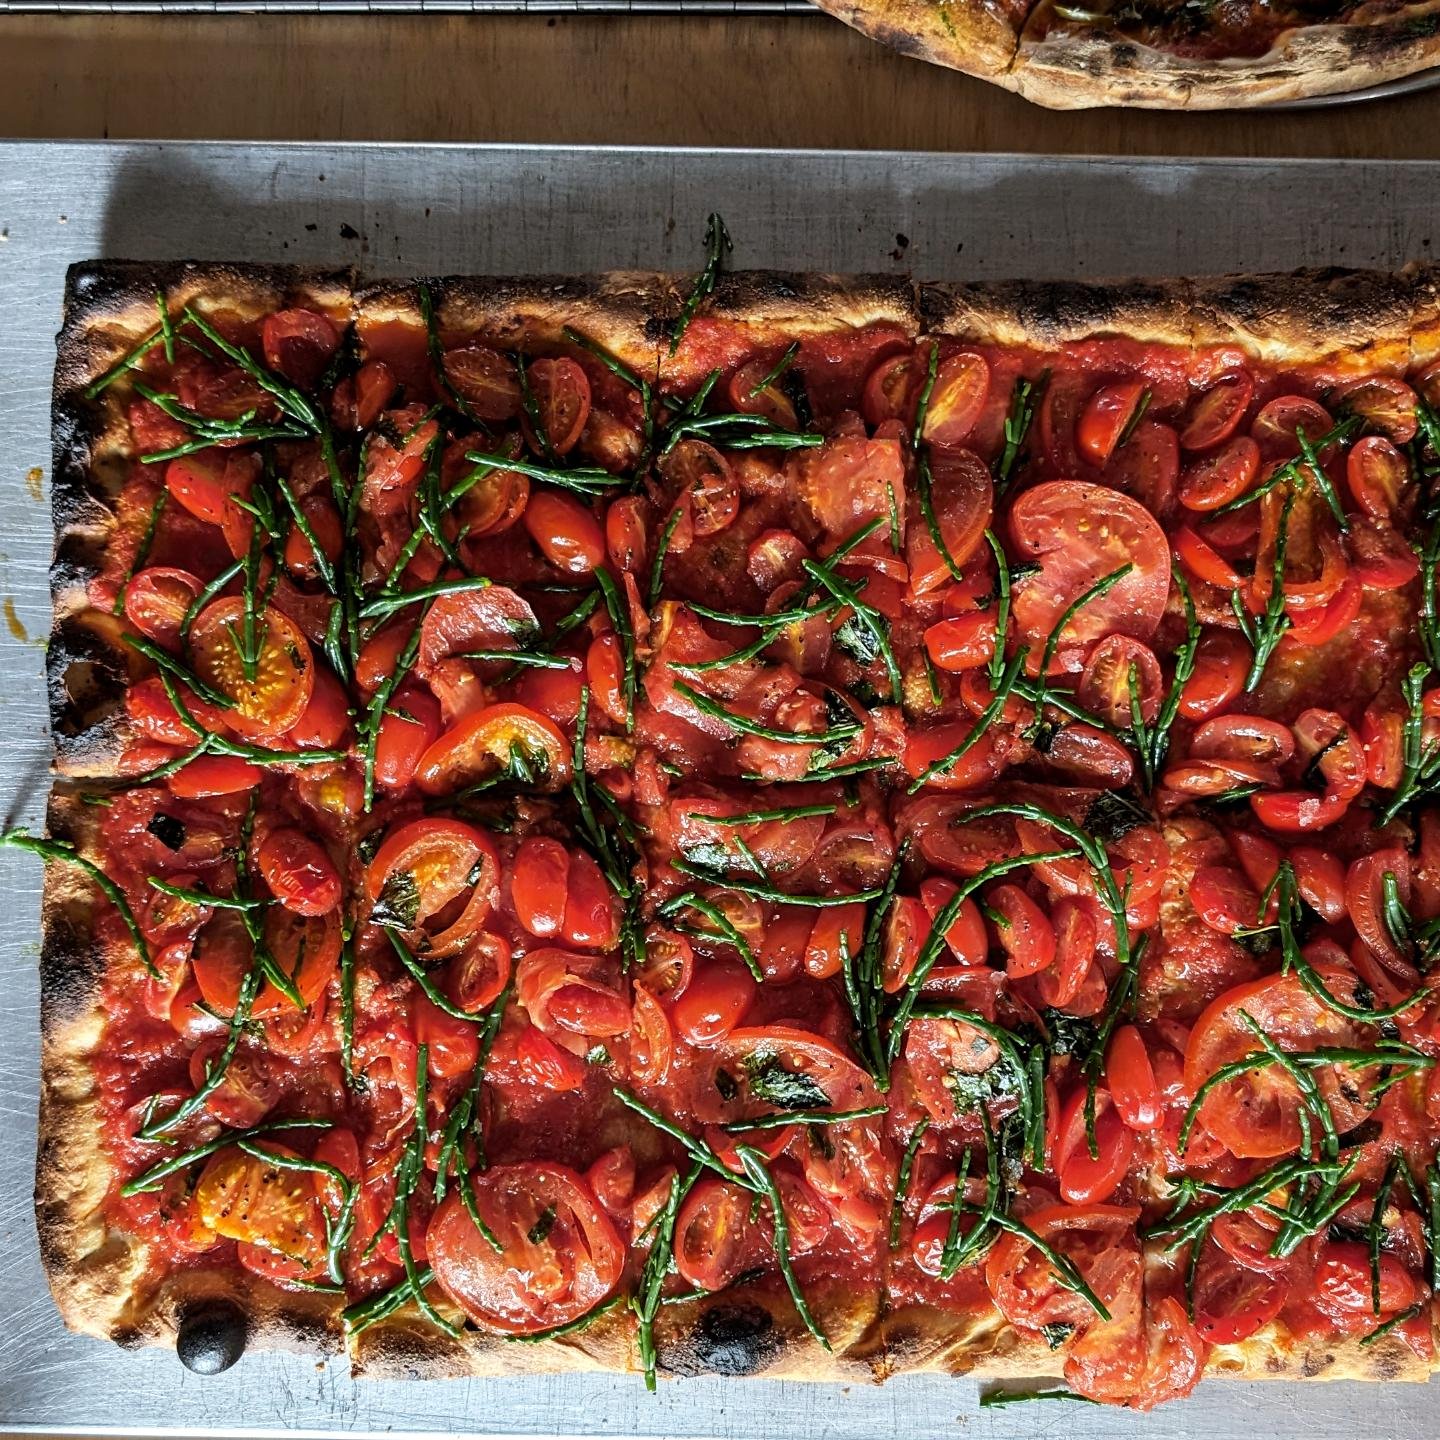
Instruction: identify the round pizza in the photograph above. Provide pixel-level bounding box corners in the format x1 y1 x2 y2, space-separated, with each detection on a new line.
812 0 1440 107
18 233 1440 1409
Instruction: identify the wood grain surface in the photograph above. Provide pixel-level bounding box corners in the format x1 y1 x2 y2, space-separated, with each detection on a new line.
0 11 1438 153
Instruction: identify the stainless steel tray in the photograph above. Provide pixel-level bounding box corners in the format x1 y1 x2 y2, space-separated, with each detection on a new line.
3 141 1440 1439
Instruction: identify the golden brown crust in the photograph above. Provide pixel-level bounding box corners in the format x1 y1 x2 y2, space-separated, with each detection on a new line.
1010 1 1440 110
919 275 1195 350
813 0 1440 109
50 261 355 779
811 0 1026 80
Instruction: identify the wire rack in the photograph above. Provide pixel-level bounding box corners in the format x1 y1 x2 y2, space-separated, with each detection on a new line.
0 0 818 11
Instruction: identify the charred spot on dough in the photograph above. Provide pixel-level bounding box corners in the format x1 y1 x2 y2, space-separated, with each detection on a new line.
681 1302 782 1376
176 1301 248 1375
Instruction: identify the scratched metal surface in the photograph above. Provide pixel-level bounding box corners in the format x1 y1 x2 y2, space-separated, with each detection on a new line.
2 141 1440 1437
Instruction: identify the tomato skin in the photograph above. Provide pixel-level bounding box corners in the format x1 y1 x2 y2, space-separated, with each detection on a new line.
728 358 800 432
1191 1240 1288 1344
414 993 480 1079
903 722 1002 793
804 902 867 980
924 612 995 673
561 850 619 951
1180 372 1253 451
1177 630 1247 721
1055 1087 1134 1205
1345 848 1412 976
1077 380 1147 466
1106 1025 1161 1131
919 876 988 967
427 1162 623 1335
511 835 570 939
989 883 1055 979
256 827 342 916
1173 524 1242 589
523 491 605 575
124 567 203 650
671 955 757 1045
1178 436 1261 511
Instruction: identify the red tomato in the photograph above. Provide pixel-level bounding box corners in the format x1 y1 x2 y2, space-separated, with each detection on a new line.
1312 1241 1419 1326
1055 1087 1134 1205
985 1202 1141 1332
524 358 591 456
168 754 262 799
523 492 605 576
366 816 499 957
1347 435 1410 522
414 993 480 1079
262 309 340 389
124 567 203 650
630 985 673 1084
664 441 739 538
1079 634 1163 728
1173 524 1243 589
1185 970 1369 1159
924 612 995 673
443 344 521 420
285 666 350 749
805 902 867 980
165 451 254 528
1177 630 1248 721
1009 481 1170 651
1329 375 1419 444
188 599 314 738
906 448 993 595
1252 395 1332 458
511 835 570 939
1345 849 1412 978
561 851 619 951
415 703 571 795
1077 380 1148 466
1192 715 1295 766
861 349 922 429
373 683 442 793
989 883 1055 979
923 351 991 446
727 358 800 432
671 955 757 1045
1034 897 1098 1010
1191 1240 1288 1344
673 1176 761 1291
903 722 1003 793
1291 846 1347 924
428 1162 622 1333
919 876 989 968
1178 436 1260 511
605 496 650 574
257 827 342 916
1347 517 1420 590
1106 1025 1161 1131
1180 372 1253 451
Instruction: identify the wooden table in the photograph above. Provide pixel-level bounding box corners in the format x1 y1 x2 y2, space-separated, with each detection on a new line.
1 11 1439 154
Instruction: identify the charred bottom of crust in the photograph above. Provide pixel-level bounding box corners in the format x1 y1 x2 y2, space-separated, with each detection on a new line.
665 1302 783 1377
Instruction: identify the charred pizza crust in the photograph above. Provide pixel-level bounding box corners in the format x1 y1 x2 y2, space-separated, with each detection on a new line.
36 259 1440 1391
1009 0 1440 110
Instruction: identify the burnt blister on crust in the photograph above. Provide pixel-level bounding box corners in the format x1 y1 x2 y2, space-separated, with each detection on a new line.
671 1302 782 1377
176 1301 248 1375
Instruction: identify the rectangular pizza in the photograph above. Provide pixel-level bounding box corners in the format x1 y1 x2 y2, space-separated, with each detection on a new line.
25 239 1440 1407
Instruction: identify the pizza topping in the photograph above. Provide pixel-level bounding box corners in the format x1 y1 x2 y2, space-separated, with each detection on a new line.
43 240 1440 1400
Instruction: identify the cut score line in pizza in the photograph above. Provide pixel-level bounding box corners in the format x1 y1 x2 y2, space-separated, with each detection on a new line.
21 214 1440 1409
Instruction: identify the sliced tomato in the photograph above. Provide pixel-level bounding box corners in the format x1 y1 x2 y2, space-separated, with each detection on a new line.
1329 375 1419 444
728 357 800 432
1173 524 1243 590
1347 435 1411 522
1191 1240 1288 1344
672 955 757 1047
673 1175 763 1291
1177 629 1248 721
1345 848 1413 980
188 599 315 738
1106 1025 1161 1131
373 683 442 793
1009 481 1170 651
985 1202 1141 1332
256 827 341 917
1180 372 1253 451
1078 634 1162 728
923 351 991 446
428 1161 623 1334
415 703 571 795
124 567 203 650
1178 436 1260 511
195 1142 324 1266
906 448 993 596
523 492 605 576
524 357 591 456
1251 395 1332 459
443 344 521 421
1184 969 1370 1159
365 816 499 957
1077 380 1147 466
695 1024 878 1125
924 612 996 673
1055 1087 1134 1205
989 883 1055 979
